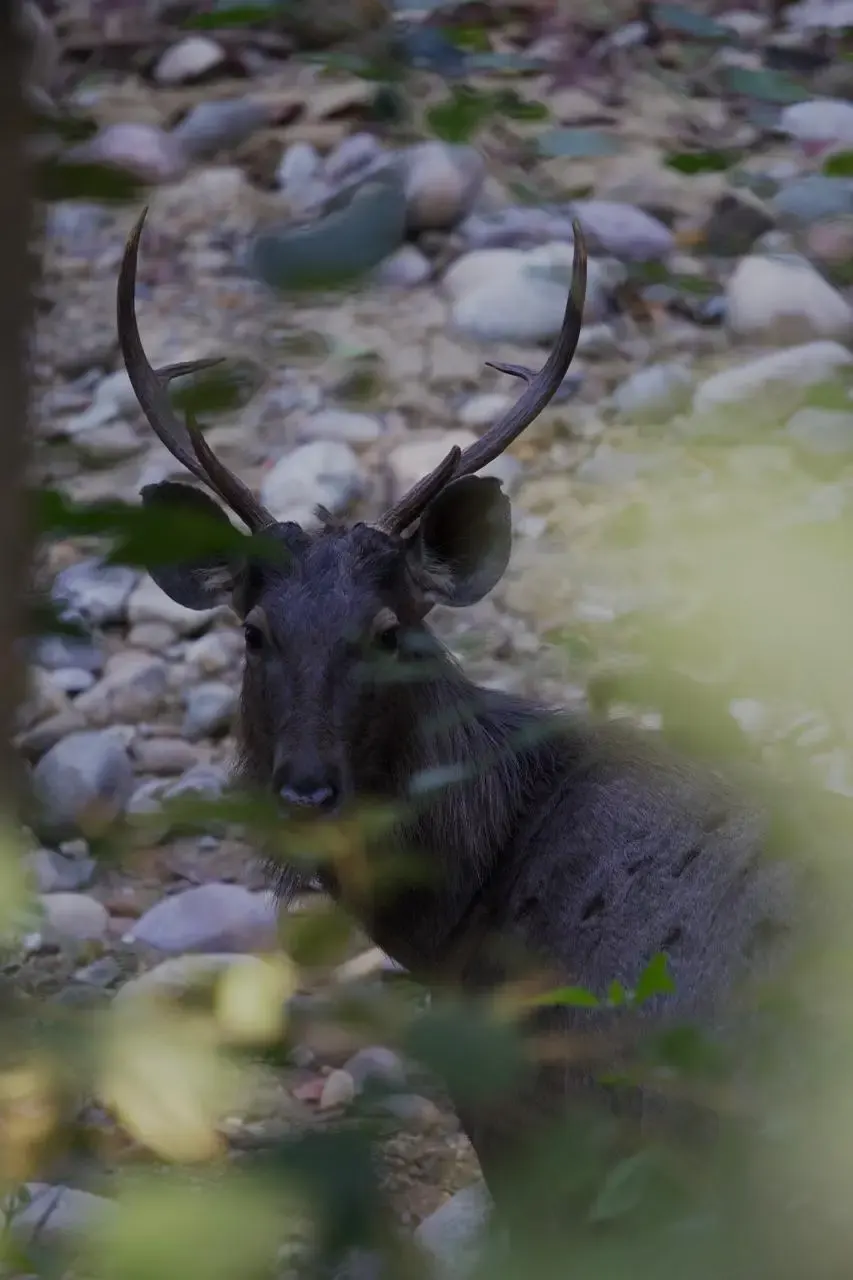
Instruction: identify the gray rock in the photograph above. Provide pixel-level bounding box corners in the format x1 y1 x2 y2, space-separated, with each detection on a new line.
31 729 134 842
153 35 226 85
116 952 276 1001
35 633 103 675
374 244 432 288
49 667 96 696
38 892 109 943
397 141 485 233
576 444 656 486
415 1183 494 1280
161 762 229 803
701 191 775 257
389 433 520 496
182 680 237 740
71 122 187 185
772 176 853 225
25 847 95 893
260 441 366 523
247 169 407 292
127 574 222 635
53 559 138 627
172 97 272 160
124 884 278 954
786 406 853 455
298 409 383 445
3 1184 115 1241
611 362 694 421
445 243 612 344
570 199 674 261
74 653 168 726
458 205 577 250
726 253 853 342
325 133 386 187
693 341 853 412
779 97 853 152
277 141 323 191
132 737 202 776
344 1045 406 1092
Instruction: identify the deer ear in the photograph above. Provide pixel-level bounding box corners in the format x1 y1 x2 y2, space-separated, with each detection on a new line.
411 475 511 607
140 481 239 610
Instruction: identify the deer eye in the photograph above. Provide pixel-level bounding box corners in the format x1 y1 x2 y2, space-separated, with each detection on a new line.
244 623 265 654
376 623 400 654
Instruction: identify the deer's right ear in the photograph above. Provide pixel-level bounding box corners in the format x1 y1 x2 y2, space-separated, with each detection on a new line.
140 481 239 610
410 474 511 607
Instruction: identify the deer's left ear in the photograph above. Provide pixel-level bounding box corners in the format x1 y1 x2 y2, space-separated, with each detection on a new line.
408 475 511 607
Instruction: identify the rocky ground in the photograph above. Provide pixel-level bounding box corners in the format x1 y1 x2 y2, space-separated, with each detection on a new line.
13 0 853 1274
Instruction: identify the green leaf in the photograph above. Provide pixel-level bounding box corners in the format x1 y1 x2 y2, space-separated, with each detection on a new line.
718 66 809 104
665 149 736 175
403 1000 524 1106
588 1150 667 1224
823 150 853 177
37 159 144 204
184 3 273 26
529 984 601 1009
34 489 285 572
426 87 495 143
607 979 628 1007
493 89 549 122
632 953 676 1005
537 128 624 159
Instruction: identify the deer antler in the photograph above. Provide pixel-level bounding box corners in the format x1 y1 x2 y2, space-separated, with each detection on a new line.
118 207 275 532
379 220 587 536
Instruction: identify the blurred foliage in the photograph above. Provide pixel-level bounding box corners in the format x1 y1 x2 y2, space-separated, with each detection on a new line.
14 4 853 1280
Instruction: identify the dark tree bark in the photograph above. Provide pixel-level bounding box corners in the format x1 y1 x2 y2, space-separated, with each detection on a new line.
0 6 37 816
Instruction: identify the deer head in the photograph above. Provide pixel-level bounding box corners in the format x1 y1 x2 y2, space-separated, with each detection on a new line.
118 207 587 817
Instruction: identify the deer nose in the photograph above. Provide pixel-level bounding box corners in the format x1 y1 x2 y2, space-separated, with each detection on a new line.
275 765 341 813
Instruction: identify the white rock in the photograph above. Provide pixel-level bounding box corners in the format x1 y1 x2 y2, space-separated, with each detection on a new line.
692 341 853 412
124 884 279 954
445 242 609 344
786 0 853 29
785 406 853 455
260 441 365 522
277 141 323 190
374 244 432 288
611 362 694 421
779 97 853 154
39 892 109 942
127 574 224 635
116 952 276 1002
459 392 513 429
726 254 853 343
398 141 485 233
172 98 272 161
182 680 237 740
319 1068 356 1110
298 409 383 445
389 432 520 495
154 35 226 85
148 165 260 237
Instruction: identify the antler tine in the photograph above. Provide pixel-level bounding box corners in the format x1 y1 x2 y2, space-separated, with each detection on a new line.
185 410 275 531
455 219 587 480
118 208 273 532
376 222 587 538
376 446 462 537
